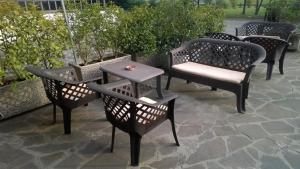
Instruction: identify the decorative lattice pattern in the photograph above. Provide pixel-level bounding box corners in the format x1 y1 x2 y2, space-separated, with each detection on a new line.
238 22 296 41
243 37 288 63
206 32 240 41
172 48 190 65
172 39 260 72
40 67 96 106
102 83 168 132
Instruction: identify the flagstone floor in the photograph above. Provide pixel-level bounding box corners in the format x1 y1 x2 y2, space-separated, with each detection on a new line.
0 20 300 169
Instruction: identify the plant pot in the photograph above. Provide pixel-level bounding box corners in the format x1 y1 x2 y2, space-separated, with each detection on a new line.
0 79 50 120
70 52 131 81
288 33 300 51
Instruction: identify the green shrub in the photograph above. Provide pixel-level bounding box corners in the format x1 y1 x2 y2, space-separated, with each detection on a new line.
265 0 300 22
0 1 69 86
118 5 157 59
216 0 230 8
229 0 237 8
152 2 224 53
192 5 225 35
247 0 255 8
204 0 213 4
111 0 146 9
282 0 300 22
68 2 125 64
152 1 195 53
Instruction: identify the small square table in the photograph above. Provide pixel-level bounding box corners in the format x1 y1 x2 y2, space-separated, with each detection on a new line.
100 60 164 98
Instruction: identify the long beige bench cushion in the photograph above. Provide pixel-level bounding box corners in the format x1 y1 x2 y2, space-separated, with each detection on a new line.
172 62 246 84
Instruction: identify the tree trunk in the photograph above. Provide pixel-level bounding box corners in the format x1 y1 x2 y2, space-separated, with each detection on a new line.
243 0 247 14
255 0 264 15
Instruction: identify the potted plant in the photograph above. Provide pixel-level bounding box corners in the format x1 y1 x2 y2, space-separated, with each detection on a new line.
67 2 131 81
0 1 69 120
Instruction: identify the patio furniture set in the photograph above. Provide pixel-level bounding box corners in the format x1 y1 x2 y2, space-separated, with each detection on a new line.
26 21 296 166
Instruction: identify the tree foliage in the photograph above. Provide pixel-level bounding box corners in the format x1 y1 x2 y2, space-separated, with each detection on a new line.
0 1 69 85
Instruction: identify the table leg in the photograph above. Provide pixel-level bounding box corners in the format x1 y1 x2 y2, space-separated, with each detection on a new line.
156 76 163 98
134 82 139 98
103 72 108 84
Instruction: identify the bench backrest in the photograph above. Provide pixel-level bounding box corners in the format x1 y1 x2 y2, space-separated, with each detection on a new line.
238 21 296 41
171 38 266 72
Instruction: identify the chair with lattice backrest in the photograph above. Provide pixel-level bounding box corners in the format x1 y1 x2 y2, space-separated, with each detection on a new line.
26 66 100 134
243 36 289 80
206 32 241 41
88 80 179 166
236 21 296 41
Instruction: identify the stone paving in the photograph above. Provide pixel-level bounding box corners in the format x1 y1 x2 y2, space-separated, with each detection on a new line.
0 20 300 169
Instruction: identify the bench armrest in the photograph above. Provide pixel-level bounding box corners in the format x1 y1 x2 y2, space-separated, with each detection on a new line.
169 45 190 67
236 27 246 36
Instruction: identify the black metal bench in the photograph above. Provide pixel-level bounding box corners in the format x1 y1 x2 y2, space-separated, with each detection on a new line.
166 38 266 113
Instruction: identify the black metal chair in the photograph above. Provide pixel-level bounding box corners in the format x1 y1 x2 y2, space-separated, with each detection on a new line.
166 38 266 113
88 80 179 166
206 32 241 41
243 36 289 80
236 21 296 41
26 66 100 134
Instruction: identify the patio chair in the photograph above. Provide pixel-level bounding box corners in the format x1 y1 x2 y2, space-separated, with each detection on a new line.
206 32 241 41
235 21 296 41
26 66 100 134
88 80 179 166
243 36 289 80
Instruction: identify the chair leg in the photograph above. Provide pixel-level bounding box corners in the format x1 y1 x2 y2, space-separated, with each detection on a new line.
165 75 172 90
52 104 56 124
279 58 284 75
279 47 287 75
266 63 274 80
170 119 180 146
243 82 249 99
62 108 72 135
129 133 142 166
111 126 116 153
242 95 246 112
241 83 248 112
235 87 244 113
168 99 180 146
96 79 102 84
211 87 217 91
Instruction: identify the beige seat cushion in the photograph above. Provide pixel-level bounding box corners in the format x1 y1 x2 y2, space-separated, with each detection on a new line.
172 62 246 84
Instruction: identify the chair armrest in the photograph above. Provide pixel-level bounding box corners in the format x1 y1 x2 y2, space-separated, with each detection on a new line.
170 46 190 66
243 65 255 83
26 66 94 85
